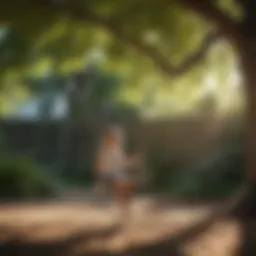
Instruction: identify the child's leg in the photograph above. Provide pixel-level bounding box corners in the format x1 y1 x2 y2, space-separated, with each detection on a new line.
114 180 134 227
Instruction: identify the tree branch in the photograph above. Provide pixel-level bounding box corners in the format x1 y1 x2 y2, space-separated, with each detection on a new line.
170 0 241 42
101 21 219 76
35 0 219 77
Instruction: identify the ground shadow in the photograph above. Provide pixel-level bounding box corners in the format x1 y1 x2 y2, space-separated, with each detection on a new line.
237 219 256 256
117 210 224 256
0 203 229 256
228 187 256 256
0 224 119 256
76 210 223 256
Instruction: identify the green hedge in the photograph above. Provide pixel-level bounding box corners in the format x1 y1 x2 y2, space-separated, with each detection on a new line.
147 145 244 199
163 147 244 199
0 156 55 199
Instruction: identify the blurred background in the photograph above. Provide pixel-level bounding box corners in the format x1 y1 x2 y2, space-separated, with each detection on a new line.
0 28 244 200
0 1 249 255
0 56 245 200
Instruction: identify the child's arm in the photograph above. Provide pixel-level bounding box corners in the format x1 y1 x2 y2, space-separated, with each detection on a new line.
125 153 142 169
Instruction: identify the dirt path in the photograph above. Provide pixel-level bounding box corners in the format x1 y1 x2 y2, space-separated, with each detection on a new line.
0 197 241 256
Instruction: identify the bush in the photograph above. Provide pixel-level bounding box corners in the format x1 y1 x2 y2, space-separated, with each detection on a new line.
166 146 244 199
145 150 178 191
0 156 55 199
146 143 244 199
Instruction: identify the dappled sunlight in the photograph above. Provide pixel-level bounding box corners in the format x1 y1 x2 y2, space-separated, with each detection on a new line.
0 198 242 256
184 220 241 256
0 0 254 255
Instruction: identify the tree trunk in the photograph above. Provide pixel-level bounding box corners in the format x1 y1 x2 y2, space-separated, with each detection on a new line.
227 0 256 218
230 38 256 218
244 60 256 182
242 1 256 185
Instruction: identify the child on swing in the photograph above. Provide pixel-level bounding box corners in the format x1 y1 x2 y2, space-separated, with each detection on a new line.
95 126 141 227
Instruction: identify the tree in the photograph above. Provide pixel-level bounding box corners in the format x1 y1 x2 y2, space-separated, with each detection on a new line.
0 0 255 214
62 65 122 175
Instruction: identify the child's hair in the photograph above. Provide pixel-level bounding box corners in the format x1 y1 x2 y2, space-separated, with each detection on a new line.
102 131 117 145
102 125 125 146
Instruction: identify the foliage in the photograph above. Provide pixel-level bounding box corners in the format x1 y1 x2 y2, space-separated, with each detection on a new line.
156 145 244 199
112 102 141 122
0 1 206 65
80 67 123 119
0 0 239 115
0 0 246 197
145 150 176 190
0 155 55 199
67 65 140 123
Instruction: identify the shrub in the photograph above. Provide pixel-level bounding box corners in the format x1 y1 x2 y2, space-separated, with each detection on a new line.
0 156 55 199
167 146 244 199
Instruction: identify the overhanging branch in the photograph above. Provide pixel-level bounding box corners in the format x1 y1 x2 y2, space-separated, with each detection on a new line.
171 0 241 42
97 16 219 76
35 0 220 77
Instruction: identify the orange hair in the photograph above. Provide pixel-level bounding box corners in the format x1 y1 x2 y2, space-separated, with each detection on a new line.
102 132 118 146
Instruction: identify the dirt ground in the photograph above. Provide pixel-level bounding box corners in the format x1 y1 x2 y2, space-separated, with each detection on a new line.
0 196 248 256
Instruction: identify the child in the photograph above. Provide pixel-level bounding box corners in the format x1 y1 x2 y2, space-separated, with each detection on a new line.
95 126 140 226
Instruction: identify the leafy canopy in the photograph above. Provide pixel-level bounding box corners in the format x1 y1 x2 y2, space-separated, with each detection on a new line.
0 0 240 113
